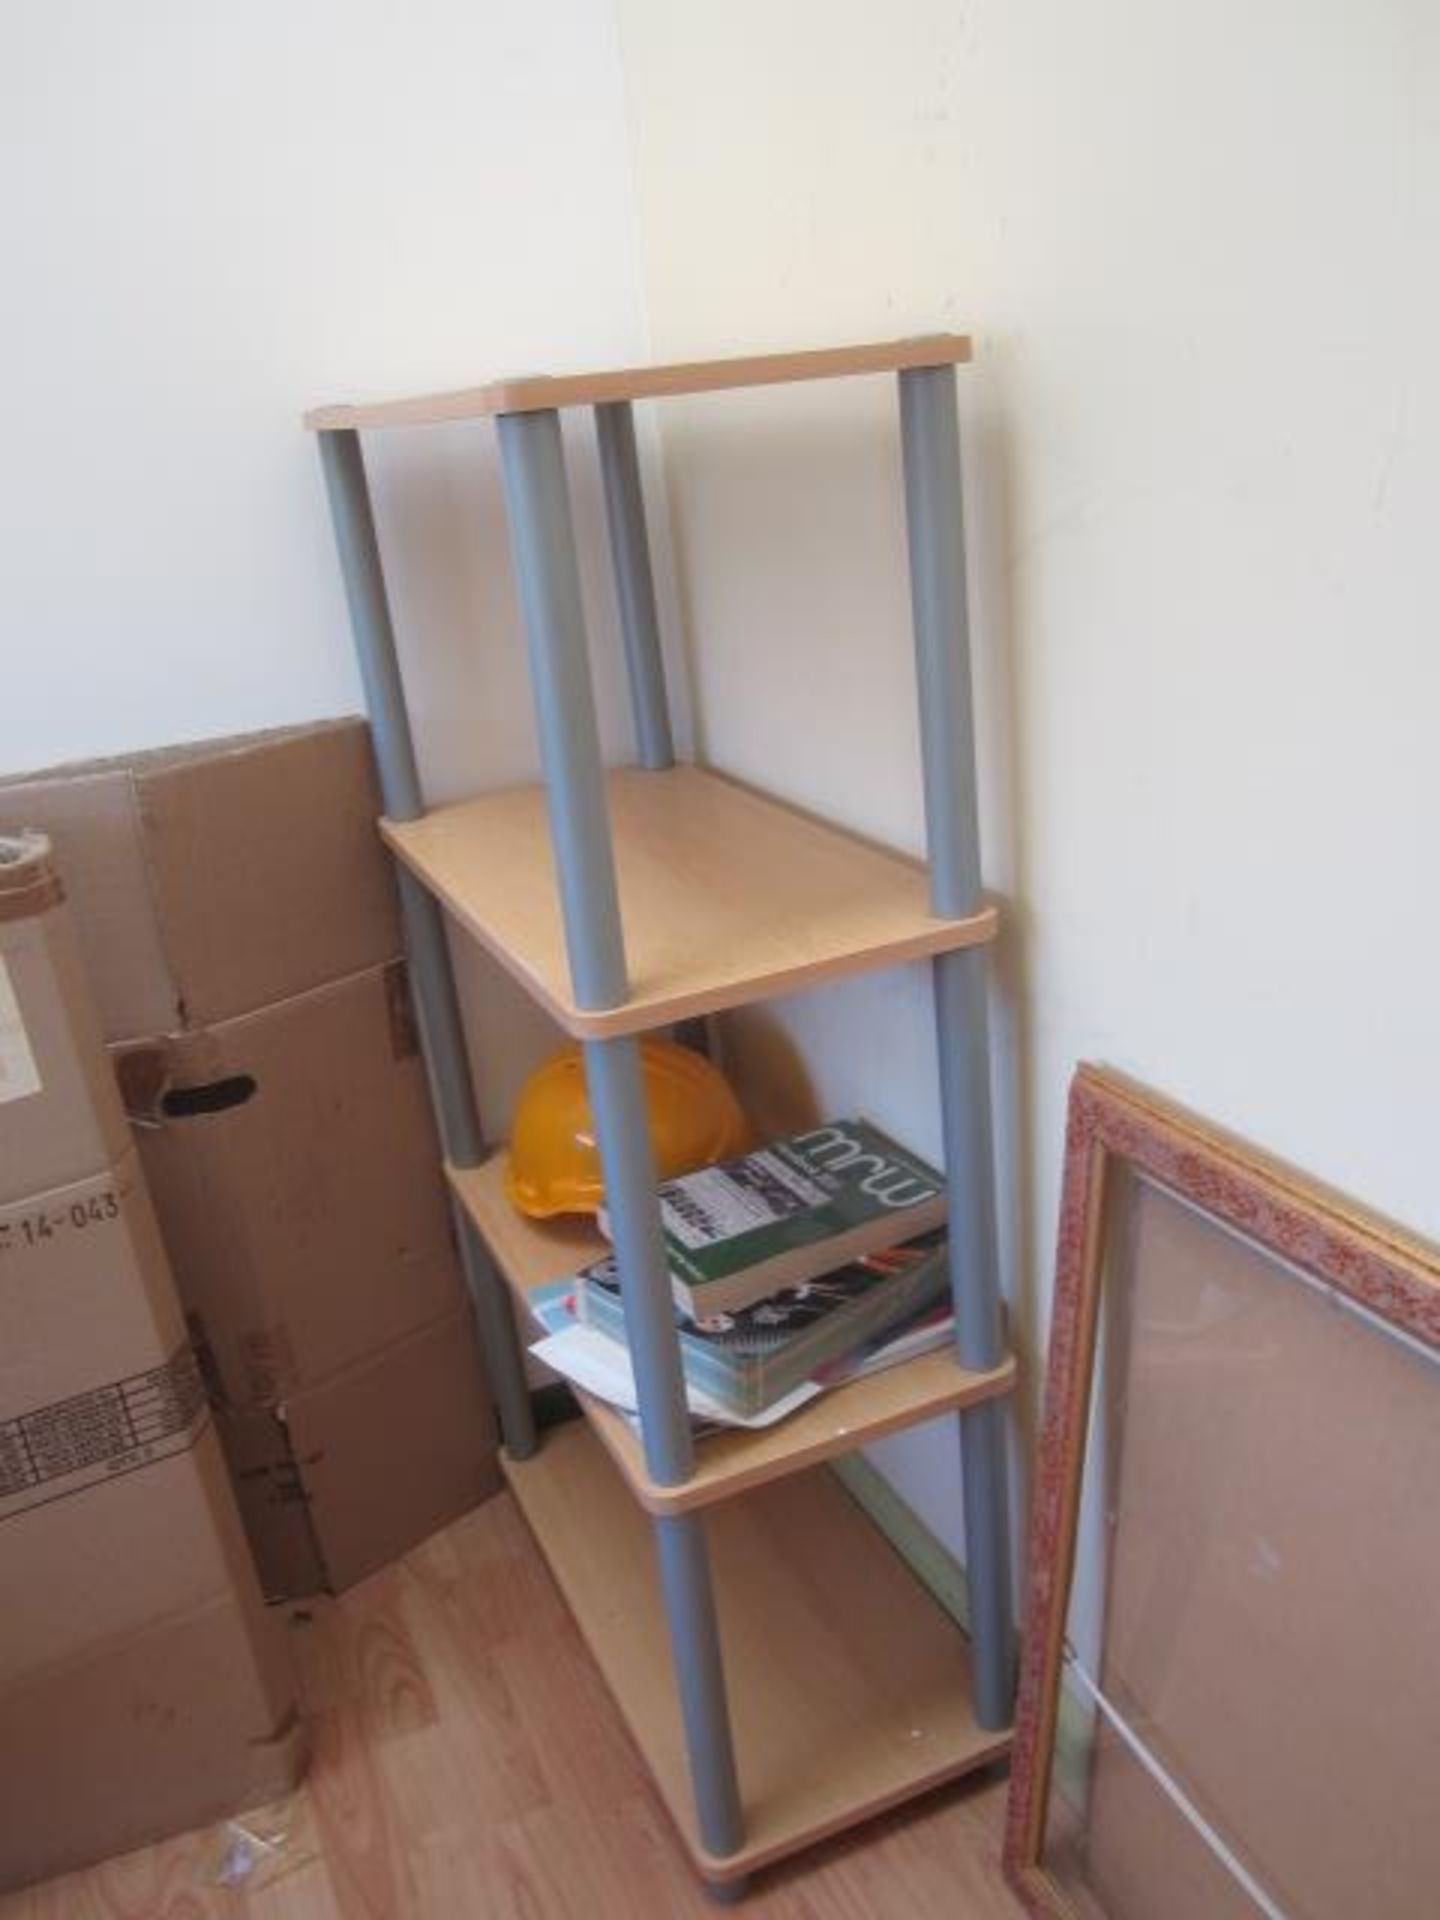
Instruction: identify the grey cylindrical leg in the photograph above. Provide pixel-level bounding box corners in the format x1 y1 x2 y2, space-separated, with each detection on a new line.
897 366 982 918
587 1038 740 1851
594 401 674 769
316 428 484 1160
583 1037 694 1487
401 871 537 1456
934 951 1012 1725
497 404 692 1478
316 430 423 821
957 1397 1015 1731
898 365 1015 1730
399 868 536 1461
497 408 738 1849
655 1513 744 1861
453 1201 538 1461
897 364 1003 1362
315 427 535 1462
496 407 628 1011
704 1877 751 1905
932 949 1004 1370
396 868 485 1168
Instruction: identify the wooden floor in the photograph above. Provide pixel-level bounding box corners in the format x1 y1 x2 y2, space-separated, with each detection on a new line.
0 1490 1024 1919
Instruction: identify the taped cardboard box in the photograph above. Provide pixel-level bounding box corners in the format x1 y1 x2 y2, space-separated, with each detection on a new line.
114 960 459 1408
0 729 501 1599
0 1140 304 1888
221 1299 502 1598
0 839 303 1888
0 1155 288 1677
114 960 502 1596
0 719 401 1043
1 1585 306 1893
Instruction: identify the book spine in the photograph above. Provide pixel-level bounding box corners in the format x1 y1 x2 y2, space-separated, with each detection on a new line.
581 1284 764 1414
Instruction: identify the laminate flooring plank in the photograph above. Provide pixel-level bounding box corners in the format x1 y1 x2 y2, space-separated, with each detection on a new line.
246 1856 346 1920
304 1706 417 1920
386 1558 552 1827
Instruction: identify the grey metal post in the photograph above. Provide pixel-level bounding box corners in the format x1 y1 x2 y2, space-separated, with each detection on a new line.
495 408 627 1010
316 428 536 1462
897 366 982 918
897 366 1016 1729
451 1202 540 1463
398 863 542 1462
498 407 743 1859
594 401 674 768
582 1036 694 1487
952 1395 1012 1727
934 952 1013 1729
316 430 423 821
390 866 482 1167
931 949 1004 1370
655 1514 744 1860
495 406 695 1474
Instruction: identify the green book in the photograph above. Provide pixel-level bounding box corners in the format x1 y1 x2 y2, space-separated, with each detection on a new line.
577 1232 951 1418
599 1119 946 1318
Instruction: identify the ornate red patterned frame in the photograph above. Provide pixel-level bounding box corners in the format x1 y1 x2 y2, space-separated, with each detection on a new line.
1003 1064 1440 1915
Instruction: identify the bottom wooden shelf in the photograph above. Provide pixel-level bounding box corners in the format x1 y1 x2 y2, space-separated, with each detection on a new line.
504 1419 1011 1882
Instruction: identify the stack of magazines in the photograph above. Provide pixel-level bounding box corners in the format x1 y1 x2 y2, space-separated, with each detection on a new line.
528 1120 959 1432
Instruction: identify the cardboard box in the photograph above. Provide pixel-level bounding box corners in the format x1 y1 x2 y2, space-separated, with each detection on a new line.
0 1161 304 1873
0 1157 266 1666
0 844 304 1889
1 1587 306 1893
115 958 503 1595
0 1157 192 1561
221 1301 502 1598
0 720 401 1043
114 960 460 1407
1 724 502 1598
0 835 132 1201
213 1404 327 1602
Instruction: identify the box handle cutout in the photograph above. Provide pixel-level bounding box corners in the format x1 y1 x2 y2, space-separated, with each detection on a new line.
161 1074 257 1118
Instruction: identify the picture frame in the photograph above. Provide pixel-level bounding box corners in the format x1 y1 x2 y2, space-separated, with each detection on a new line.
1003 1064 1440 1919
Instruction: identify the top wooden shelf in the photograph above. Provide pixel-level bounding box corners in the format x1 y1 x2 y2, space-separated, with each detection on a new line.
304 334 972 432
382 765 997 1040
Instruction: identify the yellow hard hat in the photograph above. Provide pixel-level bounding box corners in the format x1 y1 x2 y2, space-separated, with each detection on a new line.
505 1039 750 1219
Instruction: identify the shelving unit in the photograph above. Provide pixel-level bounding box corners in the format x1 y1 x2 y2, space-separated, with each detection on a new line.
308 336 1017 1893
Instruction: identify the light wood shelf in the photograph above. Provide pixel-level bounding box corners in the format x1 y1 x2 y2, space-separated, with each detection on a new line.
304 334 972 431
386 766 997 1040
450 1155 1016 1516
504 1419 1009 1881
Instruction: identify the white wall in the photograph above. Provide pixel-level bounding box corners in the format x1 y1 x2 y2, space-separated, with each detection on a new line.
0 0 656 766
616 0 1440 1554
0 0 685 1119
